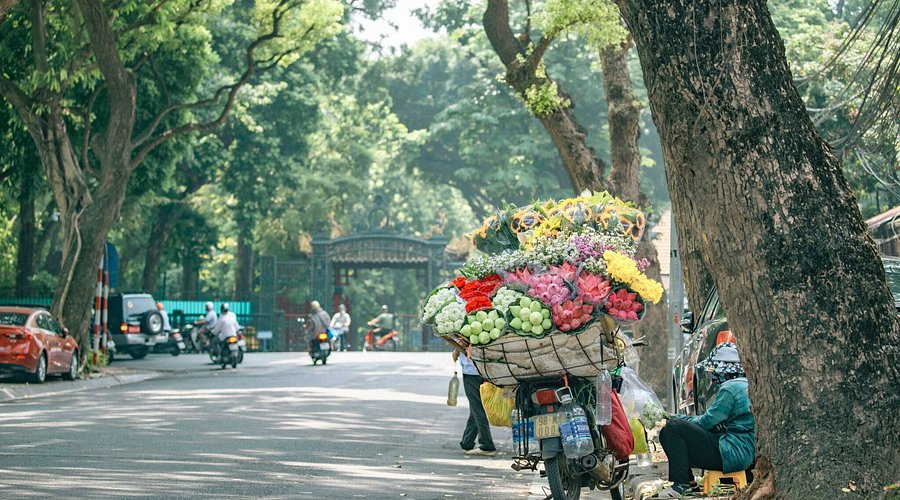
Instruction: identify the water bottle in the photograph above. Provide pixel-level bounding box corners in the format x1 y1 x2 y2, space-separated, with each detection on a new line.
595 368 612 426
558 391 594 459
511 408 535 455
447 371 460 406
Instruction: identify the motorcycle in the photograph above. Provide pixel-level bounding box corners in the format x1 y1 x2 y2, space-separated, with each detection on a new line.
179 322 210 354
363 321 399 351
510 376 628 500
297 317 331 365
208 329 247 365
216 333 240 369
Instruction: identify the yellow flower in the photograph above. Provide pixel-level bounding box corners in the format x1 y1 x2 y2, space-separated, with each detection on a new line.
603 251 663 304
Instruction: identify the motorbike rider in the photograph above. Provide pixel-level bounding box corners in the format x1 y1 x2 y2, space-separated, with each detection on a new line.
367 305 394 341
192 302 218 351
156 302 172 333
210 303 240 360
329 304 351 351
309 301 331 336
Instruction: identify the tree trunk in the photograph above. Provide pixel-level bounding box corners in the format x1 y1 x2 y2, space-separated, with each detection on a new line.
615 0 900 496
15 166 36 297
482 0 610 193
181 257 198 298
234 223 254 298
600 41 641 202
141 202 185 294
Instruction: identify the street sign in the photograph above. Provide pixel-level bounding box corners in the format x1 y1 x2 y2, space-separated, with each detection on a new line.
257 330 273 339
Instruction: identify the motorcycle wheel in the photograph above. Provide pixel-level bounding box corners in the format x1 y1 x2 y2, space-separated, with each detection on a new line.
231 354 237 369
384 339 398 351
322 355 328 365
170 346 180 356
545 455 582 500
237 351 244 364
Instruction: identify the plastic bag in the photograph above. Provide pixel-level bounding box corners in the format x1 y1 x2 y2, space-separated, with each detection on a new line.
600 391 635 461
618 367 663 427
480 382 515 427
629 418 649 454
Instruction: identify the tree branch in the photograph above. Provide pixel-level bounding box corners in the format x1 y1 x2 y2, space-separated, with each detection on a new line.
81 87 102 178
483 0 524 67
76 0 136 166
29 0 49 72
129 0 300 168
0 73 37 129
0 0 18 23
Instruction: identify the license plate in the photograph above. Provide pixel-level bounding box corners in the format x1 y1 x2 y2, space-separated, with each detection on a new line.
533 412 568 439
228 343 238 351
319 342 330 350
177 342 186 349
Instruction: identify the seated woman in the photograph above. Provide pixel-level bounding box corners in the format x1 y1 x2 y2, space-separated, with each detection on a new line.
655 342 756 498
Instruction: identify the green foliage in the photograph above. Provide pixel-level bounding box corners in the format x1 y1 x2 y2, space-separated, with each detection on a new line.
524 80 570 116
536 0 627 49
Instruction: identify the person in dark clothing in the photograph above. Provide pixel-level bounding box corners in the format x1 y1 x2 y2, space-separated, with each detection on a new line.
453 345 496 456
655 343 756 498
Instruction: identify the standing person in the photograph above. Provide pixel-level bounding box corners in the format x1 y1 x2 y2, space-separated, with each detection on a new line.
330 304 351 351
654 343 755 498
453 345 496 456
156 302 172 332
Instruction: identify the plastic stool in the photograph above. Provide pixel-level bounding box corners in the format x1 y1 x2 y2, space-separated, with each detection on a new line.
703 470 748 493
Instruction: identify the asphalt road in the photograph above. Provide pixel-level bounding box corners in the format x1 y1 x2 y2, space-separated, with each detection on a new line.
0 351 623 499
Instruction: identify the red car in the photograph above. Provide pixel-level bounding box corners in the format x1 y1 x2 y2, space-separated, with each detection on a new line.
0 306 79 383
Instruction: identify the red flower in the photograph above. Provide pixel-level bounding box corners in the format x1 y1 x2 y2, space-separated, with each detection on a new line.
451 276 467 290
465 296 493 313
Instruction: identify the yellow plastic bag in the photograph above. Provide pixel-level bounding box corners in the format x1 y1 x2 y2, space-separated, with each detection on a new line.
629 418 649 454
480 382 515 427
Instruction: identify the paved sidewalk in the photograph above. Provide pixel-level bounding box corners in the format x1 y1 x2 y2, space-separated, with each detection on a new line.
0 366 162 403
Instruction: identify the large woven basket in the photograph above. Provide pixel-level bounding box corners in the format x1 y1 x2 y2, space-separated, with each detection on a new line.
470 318 624 387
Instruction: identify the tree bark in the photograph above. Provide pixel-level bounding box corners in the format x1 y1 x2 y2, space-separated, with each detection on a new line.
234 222 254 298
600 41 641 202
614 0 900 496
15 165 37 297
482 0 610 193
141 202 185 294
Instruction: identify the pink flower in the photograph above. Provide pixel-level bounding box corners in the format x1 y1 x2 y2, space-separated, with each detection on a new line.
604 288 644 322
551 298 595 332
550 262 579 282
527 273 569 306
576 273 612 305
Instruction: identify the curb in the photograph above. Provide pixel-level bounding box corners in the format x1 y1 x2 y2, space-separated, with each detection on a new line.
0 370 163 403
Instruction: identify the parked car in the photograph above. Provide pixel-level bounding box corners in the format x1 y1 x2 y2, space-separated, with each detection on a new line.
108 293 166 360
0 306 79 383
673 255 900 415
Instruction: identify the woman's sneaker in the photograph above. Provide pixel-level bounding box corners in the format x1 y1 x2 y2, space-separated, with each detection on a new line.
464 448 496 456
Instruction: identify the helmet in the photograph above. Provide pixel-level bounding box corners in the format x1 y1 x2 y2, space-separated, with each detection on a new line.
156 302 164 310
205 301 214 310
339 304 346 312
381 304 388 312
310 300 321 311
221 303 230 312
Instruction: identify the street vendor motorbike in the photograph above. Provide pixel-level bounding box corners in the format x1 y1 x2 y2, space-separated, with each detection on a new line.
363 321 399 352
510 375 628 500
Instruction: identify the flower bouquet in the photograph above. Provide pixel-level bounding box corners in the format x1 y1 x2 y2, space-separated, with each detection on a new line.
420 191 664 385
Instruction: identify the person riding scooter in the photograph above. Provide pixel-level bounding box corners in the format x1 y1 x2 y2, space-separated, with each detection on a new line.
364 305 400 351
191 302 217 352
210 303 240 362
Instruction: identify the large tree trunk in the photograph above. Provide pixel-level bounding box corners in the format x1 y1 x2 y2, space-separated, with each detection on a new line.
15 165 36 297
141 203 185 293
600 40 671 396
234 223 254 298
615 0 900 496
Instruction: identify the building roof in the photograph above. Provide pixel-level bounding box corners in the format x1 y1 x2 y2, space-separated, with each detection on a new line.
866 205 900 231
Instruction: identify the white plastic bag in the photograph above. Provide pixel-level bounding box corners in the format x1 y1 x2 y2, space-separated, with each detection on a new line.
618 366 663 427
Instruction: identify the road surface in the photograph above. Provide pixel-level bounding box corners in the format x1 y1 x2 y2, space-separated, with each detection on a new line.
0 352 620 499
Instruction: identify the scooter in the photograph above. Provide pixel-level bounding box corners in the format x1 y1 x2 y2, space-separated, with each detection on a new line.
309 330 331 365
218 333 240 369
511 376 628 500
363 321 399 351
